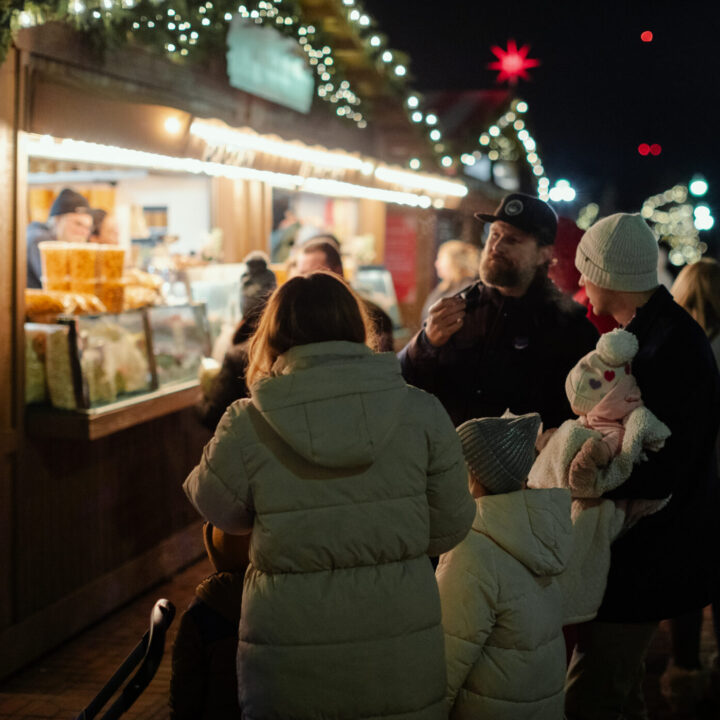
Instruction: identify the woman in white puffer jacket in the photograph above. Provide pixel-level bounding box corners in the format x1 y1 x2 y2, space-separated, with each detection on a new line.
184 272 475 720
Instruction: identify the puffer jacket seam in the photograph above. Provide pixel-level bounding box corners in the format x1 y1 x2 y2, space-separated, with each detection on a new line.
241 620 440 648
458 686 563 704
255 491 425 515
250 554 429 576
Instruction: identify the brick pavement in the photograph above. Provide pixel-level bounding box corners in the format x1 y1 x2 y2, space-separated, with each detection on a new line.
0 556 213 720
0 556 718 719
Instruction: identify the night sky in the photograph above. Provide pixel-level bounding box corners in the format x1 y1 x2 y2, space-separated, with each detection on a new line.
362 0 720 250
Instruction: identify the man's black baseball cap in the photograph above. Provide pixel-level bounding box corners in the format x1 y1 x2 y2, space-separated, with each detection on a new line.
474 192 558 246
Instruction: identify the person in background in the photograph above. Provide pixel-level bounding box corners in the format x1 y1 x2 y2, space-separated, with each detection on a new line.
295 239 395 352
196 301 267 431
399 193 598 428
658 257 720 713
421 240 481 321
549 217 619 335
269 199 300 263
169 522 250 720
564 214 720 719
89 208 120 245
197 254 276 431
26 187 93 288
239 250 277 319
184 272 475 720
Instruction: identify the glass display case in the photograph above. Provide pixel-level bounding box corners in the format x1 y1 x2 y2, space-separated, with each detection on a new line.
352 265 405 331
76 310 153 407
25 303 210 411
186 263 244 348
146 303 212 388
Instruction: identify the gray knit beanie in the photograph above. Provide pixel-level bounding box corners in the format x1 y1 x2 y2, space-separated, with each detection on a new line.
575 213 658 291
456 412 541 494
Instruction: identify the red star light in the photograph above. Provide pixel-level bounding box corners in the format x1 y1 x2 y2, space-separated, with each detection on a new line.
488 40 540 85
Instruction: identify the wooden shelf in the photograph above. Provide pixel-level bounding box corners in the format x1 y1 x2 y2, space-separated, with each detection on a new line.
25 381 202 441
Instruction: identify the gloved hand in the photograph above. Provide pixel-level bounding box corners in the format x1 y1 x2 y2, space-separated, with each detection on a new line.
568 438 613 495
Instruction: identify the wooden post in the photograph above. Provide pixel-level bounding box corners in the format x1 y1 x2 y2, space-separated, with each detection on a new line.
0 45 26 632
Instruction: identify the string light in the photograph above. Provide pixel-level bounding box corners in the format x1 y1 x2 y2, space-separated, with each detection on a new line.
641 182 713 266
26 134 462 208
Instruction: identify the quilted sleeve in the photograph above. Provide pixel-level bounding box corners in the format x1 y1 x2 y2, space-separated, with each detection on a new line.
183 404 255 534
436 545 497 709
425 396 476 556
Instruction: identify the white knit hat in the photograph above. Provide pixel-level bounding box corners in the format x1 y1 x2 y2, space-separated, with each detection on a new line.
575 213 658 291
565 329 639 415
456 412 541 494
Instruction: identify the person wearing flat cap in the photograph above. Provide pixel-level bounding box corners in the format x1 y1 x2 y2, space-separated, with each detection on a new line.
399 192 598 429
437 412 576 719
26 187 93 288
563 214 720 719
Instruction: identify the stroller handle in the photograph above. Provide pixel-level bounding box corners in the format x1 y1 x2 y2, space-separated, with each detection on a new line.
75 598 176 720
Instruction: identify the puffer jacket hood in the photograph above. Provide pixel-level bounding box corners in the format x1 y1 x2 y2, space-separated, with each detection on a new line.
474 488 573 577
251 341 408 468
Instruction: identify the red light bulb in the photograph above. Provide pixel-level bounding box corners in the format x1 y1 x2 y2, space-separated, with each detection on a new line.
649 143 662 155
641 30 653 42
638 143 650 156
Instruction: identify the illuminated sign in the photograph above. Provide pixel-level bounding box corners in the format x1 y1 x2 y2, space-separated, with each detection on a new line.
226 17 315 114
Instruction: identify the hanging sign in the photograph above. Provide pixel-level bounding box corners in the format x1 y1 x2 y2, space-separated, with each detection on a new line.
226 17 315 114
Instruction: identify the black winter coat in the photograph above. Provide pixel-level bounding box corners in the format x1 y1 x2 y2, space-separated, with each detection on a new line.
169 571 245 720
599 286 720 622
398 276 598 428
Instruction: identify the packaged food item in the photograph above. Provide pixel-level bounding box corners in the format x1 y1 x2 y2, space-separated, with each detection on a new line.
24 289 107 320
44 325 77 410
123 285 160 310
70 279 98 296
25 289 67 319
98 246 125 281
69 243 99 280
124 268 164 290
39 241 70 291
97 281 125 313
25 327 48 403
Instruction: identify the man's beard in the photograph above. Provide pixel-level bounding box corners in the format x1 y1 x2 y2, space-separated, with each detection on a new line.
479 252 522 288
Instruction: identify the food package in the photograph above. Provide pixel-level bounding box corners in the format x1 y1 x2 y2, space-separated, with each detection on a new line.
69 243 98 280
44 325 77 410
39 241 71 290
97 281 125 314
25 289 67 319
81 345 117 406
98 246 125 281
25 327 48 404
25 289 107 320
122 269 164 310
79 320 150 404
70 279 98 296
198 356 221 396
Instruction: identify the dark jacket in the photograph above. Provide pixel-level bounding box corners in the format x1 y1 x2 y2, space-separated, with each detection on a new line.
26 222 54 289
169 571 245 720
196 342 251 431
599 286 720 622
398 276 598 428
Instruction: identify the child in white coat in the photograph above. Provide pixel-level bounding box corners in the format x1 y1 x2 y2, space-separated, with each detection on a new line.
437 413 575 720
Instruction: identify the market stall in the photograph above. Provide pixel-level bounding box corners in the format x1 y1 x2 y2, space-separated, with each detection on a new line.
0 4 483 677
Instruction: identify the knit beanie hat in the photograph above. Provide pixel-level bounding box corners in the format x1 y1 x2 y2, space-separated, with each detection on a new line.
457 412 541 494
49 188 91 217
575 213 658 291
240 250 277 316
565 328 639 415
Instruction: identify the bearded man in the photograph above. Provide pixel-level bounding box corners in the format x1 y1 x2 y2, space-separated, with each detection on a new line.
398 193 598 427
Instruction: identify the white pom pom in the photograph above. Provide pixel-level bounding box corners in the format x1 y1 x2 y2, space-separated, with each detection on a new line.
595 329 639 366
